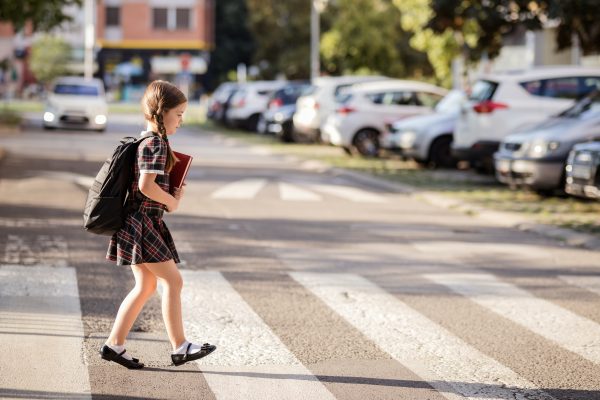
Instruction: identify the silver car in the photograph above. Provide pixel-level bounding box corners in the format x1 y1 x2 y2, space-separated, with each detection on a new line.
494 91 600 193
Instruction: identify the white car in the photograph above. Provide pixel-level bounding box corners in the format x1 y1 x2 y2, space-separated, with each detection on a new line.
321 80 448 156
382 90 465 168
452 66 600 171
293 75 388 142
43 76 108 132
225 80 287 131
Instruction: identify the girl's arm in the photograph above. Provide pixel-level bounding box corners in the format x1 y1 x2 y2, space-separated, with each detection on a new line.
139 173 179 211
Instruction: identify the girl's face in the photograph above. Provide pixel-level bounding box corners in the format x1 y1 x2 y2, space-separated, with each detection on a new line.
162 102 187 135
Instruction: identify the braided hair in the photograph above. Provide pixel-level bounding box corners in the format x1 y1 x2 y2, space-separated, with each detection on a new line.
141 80 186 172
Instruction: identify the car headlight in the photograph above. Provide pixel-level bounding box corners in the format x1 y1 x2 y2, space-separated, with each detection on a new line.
274 112 284 122
43 112 55 122
399 131 417 148
95 114 107 125
527 140 560 158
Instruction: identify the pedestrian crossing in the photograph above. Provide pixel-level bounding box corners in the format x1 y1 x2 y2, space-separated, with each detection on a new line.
2 264 600 399
209 179 387 203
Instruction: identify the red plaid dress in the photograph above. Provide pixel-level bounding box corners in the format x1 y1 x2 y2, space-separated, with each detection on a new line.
107 133 180 266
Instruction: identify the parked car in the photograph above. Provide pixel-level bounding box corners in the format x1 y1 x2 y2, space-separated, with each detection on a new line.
565 141 600 199
321 80 447 156
258 82 312 142
207 82 239 123
293 75 389 142
226 80 287 131
494 90 600 194
382 89 465 168
43 76 108 132
453 66 600 172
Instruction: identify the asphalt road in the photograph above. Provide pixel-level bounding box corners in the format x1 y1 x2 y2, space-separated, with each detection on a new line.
1 114 600 400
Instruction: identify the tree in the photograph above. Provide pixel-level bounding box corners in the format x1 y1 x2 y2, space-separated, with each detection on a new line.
0 0 82 33
29 35 71 85
547 0 600 55
320 0 432 79
245 0 311 79
206 0 255 90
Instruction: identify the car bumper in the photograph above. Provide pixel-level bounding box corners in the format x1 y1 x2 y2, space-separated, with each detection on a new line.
44 110 106 130
494 155 564 189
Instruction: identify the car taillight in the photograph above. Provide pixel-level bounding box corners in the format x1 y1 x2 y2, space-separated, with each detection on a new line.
269 98 283 109
336 106 356 115
473 100 508 114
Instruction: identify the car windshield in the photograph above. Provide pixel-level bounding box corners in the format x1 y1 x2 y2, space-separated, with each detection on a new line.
558 91 600 119
54 84 99 96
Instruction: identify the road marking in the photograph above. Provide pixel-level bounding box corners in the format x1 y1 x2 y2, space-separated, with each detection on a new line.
279 182 322 201
177 270 336 400
558 275 600 297
291 272 553 400
0 265 91 399
425 272 600 366
2 235 68 267
211 179 268 199
309 184 387 203
412 241 547 261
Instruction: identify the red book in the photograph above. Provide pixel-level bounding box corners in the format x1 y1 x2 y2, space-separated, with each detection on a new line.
169 151 193 192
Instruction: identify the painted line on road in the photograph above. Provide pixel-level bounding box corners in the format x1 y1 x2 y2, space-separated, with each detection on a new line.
558 275 600 297
279 182 322 202
291 272 553 400
0 265 91 399
177 270 336 400
425 272 600 366
308 184 387 203
211 179 268 200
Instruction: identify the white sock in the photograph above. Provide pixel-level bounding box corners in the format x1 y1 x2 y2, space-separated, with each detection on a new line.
106 343 133 361
173 340 203 355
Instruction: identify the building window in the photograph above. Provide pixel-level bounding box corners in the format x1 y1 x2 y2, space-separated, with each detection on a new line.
153 8 168 29
106 6 120 27
176 8 191 30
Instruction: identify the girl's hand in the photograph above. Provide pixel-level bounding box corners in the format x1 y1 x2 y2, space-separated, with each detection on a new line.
173 184 185 200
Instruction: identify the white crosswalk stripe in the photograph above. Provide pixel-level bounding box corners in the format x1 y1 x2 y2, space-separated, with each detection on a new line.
211 178 268 199
178 270 336 400
559 274 600 297
309 183 387 203
0 265 91 399
425 272 600 366
291 272 554 400
279 182 322 201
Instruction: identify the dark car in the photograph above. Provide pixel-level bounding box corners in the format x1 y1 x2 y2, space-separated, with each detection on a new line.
207 82 239 124
258 82 312 142
565 141 600 199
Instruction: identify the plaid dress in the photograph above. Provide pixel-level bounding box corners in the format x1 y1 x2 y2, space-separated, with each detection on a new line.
107 133 180 266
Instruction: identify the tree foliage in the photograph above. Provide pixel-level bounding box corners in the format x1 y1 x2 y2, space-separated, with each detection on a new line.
29 35 71 84
245 0 311 79
320 0 432 79
546 0 600 55
0 0 82 32
206 0 255 90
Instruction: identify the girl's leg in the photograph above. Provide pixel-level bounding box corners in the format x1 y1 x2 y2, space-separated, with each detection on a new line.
106 264 157 346
143 259 186 350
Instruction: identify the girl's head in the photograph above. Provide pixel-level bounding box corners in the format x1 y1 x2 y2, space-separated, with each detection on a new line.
141 80 187 171
142 80 187 136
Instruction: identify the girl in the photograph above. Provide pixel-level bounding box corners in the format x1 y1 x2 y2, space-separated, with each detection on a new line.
100 80 216 369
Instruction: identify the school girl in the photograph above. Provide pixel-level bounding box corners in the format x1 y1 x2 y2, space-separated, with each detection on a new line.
100 80 216 369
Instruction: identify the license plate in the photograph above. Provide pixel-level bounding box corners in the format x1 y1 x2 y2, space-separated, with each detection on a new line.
496 159 510 173
572 164 592 180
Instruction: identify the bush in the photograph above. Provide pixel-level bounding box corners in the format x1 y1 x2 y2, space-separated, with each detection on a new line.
0 107 22 127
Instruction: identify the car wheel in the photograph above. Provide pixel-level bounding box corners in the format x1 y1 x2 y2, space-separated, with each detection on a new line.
428 135 457 169
353 129 380 157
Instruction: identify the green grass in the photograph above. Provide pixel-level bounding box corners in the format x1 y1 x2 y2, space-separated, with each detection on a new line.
197 120 600 237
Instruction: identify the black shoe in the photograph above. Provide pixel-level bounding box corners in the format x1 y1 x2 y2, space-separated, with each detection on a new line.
100 345 144 369
171 343 216 366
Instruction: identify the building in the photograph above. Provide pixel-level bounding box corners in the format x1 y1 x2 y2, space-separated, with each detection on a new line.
96 0 214 101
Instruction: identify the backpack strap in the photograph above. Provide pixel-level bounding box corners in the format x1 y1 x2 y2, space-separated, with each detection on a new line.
127 131 161 213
